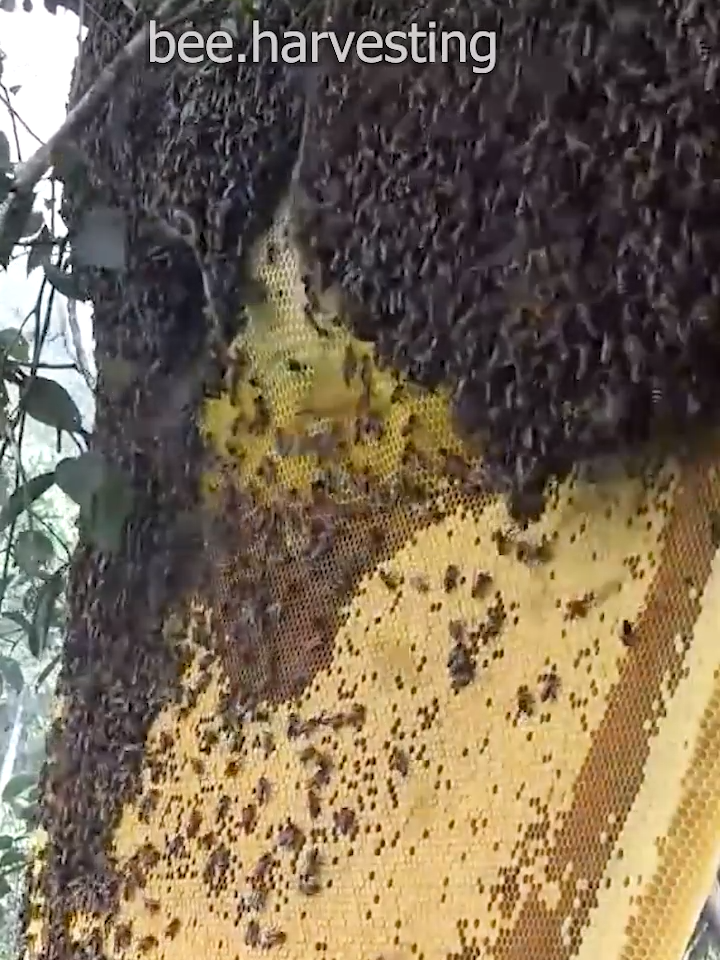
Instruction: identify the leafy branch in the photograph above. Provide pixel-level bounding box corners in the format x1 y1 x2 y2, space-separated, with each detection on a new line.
0 0 205 247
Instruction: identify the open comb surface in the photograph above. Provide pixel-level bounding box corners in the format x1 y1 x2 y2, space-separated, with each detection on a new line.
22 196 720 960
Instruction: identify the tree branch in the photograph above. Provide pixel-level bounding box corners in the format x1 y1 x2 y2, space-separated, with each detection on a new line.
0 0 199 240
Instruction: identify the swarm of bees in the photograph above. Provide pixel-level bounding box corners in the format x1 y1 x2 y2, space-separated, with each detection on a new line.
295 0 720 501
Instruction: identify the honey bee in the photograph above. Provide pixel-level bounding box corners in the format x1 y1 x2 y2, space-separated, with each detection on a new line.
539 670 561 702
276 821 303 851
275 427 299 458
114 924 133 949
249 853 273 886
360 354 373 397
515 536 553 566
564 592 594 620
347 702 366 728
620 619 636 647
401 413 419 438
492 529 511 556
165 918 181 940
250 394 271 434
241 803 257 833
444 564 461 593
266 241 279 265
517 685 535 717
342 343 358 386
297 846 322 896
448 640 475 690
257 457 277 485
245 920 261 948
300 745 333 787
379 568 401 591
355 411 385 444
443 451 470 482
259 927 287 950
409 572 430 593
307 422 346 460
333 806 357 836
471 571 493 599
710 510 720 548
402 439 431 472
389 746 410 777
255 776 272 806
308 787 321 819
240 888 268 914
186 808 202 839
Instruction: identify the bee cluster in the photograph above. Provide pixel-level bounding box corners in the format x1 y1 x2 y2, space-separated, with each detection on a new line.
295 0 720 498
67 0 311 347
22 0 314 952
20 209 225 954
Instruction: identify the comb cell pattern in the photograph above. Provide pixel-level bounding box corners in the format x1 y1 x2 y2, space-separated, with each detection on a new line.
23 196 720 960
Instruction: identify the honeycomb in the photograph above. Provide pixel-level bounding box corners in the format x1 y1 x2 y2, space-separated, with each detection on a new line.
21 194 720 960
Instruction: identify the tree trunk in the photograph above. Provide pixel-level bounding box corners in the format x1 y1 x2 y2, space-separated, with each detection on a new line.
19 3 720 960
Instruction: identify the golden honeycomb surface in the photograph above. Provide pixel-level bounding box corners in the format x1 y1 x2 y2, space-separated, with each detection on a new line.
22 196 720 960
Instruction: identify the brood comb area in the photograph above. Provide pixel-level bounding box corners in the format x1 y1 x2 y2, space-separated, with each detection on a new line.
18 2 720 960
23 197 720 960
295 0 720 497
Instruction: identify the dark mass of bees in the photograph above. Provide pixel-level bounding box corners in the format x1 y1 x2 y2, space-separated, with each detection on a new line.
294 0 720 497
20 1 720 960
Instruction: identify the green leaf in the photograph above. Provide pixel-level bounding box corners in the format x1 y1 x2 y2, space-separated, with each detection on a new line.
34 652 59 689
0 190 35 270
28 569 64 657
0 655 24 693
3 611 31 633
8 85 20 96
13 530 54 576
0 876 11 898
0 133 10 175
2 773 36 802
0 472 55 533
26 225 54 275
42 263 90 301
20 210 43 240
55 451 107 512
0 836 15 851
73 205 126 272
0 848 26 869
0 175 12 205
21 376 83 434
84 470 134 554
14 801 38 823
0 327 29 363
